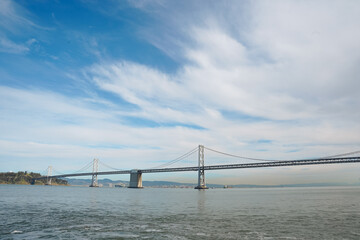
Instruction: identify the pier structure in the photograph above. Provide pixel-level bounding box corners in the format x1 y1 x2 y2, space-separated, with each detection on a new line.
129 170 143 188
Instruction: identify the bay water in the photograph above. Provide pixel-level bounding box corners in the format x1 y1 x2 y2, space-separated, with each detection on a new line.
1 185 360 239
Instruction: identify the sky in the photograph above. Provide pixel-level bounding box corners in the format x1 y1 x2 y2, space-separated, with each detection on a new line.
0 0 360 185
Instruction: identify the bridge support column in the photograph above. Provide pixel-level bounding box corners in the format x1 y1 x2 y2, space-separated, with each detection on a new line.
195 145 208 189
46 166 52 185
129 170 143 188
90 158 99 187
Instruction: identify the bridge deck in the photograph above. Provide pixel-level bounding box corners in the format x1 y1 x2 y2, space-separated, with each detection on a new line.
33 156 360 180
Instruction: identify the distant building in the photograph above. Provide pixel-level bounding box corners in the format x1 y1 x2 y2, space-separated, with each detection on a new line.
115 183 126 188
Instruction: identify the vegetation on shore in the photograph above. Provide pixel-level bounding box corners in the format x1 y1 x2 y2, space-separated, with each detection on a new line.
0 171 68 185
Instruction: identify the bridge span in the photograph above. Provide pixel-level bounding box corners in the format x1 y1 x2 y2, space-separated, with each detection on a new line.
33 145 360 189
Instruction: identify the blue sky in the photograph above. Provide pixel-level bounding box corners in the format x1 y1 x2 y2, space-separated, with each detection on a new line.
1 0 360 184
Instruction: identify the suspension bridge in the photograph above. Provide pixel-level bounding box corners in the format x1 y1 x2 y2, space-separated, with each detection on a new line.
32 145 360 189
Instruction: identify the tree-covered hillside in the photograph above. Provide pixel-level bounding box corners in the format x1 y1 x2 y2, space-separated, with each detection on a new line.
0 171 68 185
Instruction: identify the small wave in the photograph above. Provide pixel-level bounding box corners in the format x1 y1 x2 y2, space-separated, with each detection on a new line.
145 229 162 232
11 230 23 234
196 232 208 236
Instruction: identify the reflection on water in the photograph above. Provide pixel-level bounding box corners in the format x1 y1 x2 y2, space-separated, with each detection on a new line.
1 185 360 239
197 190 206 212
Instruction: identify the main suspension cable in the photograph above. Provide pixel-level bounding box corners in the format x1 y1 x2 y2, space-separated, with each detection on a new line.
40 168 48 176
204 146 360 162
98 160 125 171
52 168 65 175
71 160 94 173
204 146 275 162
151 146 199 168
322 150 360 159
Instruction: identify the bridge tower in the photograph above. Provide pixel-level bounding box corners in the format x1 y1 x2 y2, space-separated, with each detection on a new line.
195 145 208 189
46 166 52 185
90 158 99 187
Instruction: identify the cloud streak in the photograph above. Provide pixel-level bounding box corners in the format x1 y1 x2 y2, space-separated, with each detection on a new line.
0 1 359 184
0 36 29 53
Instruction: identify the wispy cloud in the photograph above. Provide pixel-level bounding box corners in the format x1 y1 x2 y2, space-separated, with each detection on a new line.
0 0 51 32
0 1 359 183
0 36 29 53
0 0 54 57
81 0 360 160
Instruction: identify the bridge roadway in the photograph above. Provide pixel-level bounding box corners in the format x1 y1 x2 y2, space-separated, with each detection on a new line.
35 156 360 180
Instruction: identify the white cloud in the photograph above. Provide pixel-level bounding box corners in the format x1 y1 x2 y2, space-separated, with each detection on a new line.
0 0 49 32
0 86 205 170
83 0 360 159
0 36 29 53
0 0 51 55
1 1 359 183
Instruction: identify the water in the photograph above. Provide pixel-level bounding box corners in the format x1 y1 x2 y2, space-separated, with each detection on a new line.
1 185 360 239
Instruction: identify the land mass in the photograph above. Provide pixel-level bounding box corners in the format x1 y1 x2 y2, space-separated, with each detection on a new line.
0 172 68 185
1 172 359 188
65 178 360 188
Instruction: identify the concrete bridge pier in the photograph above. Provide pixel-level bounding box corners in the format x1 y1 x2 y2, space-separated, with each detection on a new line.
129 170 143 188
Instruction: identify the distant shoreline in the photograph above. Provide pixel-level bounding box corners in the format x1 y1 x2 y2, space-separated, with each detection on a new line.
1 182 359 189
0 172 68 186
64 177 360 189
1 172 359 188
